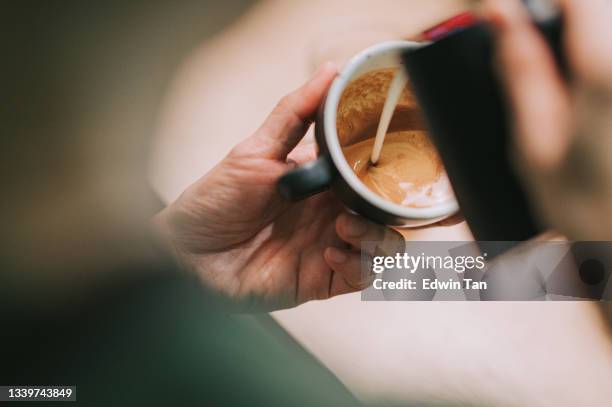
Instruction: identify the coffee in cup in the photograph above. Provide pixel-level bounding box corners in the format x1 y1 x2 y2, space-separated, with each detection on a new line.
277 41 459 227
336 68 454 209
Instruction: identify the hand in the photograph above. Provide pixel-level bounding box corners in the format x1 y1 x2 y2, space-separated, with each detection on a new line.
486 0 612 240
155 63 404 310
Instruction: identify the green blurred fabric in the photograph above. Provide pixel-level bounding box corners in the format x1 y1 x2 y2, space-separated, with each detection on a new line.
1 266 360 407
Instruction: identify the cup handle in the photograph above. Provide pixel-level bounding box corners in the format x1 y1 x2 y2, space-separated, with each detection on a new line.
277 156 333 201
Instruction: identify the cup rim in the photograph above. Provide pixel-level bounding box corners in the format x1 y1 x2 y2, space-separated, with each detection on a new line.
324 40 459 220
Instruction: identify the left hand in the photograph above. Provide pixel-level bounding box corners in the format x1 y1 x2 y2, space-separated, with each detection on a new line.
155 63 404 310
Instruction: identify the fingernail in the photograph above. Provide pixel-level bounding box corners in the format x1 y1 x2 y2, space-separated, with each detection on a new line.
326 247 347 264
341 214 369 238
315 61 337 77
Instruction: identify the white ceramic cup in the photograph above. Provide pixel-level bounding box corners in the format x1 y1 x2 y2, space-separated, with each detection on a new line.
278 40 459 227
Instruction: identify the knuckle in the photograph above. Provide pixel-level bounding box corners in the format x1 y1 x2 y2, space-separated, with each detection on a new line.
228 143 248 158
228 139 260 158
274 95 292 117
274 94 301 124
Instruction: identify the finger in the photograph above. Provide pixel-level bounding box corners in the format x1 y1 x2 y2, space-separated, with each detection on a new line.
435 212 465 227
286 142 318 166
324 247 371 292
561 0 612 85
485 0 571 171
237 62 337 161
335 212 405 256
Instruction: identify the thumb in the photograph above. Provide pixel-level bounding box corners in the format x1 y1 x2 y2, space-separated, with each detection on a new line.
235 62 337 161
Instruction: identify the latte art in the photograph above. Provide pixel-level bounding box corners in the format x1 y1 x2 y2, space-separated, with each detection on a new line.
343 131 453 208
337 67 455 209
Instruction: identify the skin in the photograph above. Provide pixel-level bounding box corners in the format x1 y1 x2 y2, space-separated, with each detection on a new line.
155 62 404 311
486 0 612 322
486 0 612 240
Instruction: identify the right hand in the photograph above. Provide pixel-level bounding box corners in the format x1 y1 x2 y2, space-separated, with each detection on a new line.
486 0 612 240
